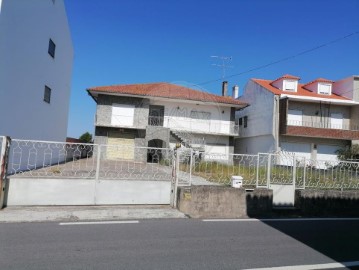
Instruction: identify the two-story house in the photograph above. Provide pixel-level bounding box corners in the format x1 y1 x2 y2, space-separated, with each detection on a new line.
235 74 359 162
87 82 247 162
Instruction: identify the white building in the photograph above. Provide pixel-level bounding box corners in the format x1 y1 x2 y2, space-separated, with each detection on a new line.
235 74 359 161
87 82 247 161
0 0 73 141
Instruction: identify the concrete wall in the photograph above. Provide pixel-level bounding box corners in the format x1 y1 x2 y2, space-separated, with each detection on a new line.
6 178 171 206
236 80 276 138
0 0 73 141
145 126 170 146
333 76 355 100
295 189 359 217
177 186 273 218
234 135 276 154
352 105 359 144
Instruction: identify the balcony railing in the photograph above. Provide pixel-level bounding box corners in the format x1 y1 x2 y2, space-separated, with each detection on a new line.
148 116 239 136
287 120 359 131
148 116 164 126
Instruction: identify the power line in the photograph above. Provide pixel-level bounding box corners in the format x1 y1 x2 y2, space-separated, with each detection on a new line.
194 31 359 87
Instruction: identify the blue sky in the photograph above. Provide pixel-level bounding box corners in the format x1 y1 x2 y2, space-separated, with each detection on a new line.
65 0 359 138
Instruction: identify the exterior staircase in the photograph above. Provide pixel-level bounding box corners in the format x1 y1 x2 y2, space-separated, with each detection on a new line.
170 130 205 152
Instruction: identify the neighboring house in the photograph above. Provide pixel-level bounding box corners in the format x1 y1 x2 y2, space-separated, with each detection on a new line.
0 0 73 141
87 82 247 162
235 74 359 162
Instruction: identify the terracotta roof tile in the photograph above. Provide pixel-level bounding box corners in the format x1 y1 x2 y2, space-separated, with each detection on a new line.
87 82 247 106
271 74 300 83
303 78 334 87
253 79 349 100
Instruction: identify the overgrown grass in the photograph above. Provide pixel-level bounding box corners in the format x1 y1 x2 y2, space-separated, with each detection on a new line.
178 161 359 190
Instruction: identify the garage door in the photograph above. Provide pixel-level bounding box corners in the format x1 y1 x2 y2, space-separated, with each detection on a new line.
107 132 135 160
281 142 311 159
317 145 339 162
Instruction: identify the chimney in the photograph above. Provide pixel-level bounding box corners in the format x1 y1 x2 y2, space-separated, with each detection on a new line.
222 81 228 96
232 85 239 99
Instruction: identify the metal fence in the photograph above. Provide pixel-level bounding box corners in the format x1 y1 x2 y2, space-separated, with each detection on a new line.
8 139 96 178
7 139 175 181
4 138 359 190
176 150 359 191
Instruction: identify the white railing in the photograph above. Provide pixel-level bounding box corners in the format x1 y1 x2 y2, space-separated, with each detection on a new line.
165 117 239 136
287 120 359 131
5 138 359 190
7 139 175 181
177 150 359 190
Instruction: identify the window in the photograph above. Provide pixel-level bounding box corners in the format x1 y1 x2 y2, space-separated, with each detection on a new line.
111 104 135 126
318 83 331 95
238 118 243 126
48 39 56 58
330 113 343 129
243 116 248 128
44 86 51 103
287 110 303 126
283 80 296 92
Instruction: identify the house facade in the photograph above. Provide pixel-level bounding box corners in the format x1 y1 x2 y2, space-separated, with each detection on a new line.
87 82 247 162
235 74 359 161
0 0 73 141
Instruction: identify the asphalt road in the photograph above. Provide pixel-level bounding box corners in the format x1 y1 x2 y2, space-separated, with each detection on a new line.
0 219 358 270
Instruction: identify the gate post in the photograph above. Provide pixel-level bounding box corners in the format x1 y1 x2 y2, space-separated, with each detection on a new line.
94 144 101 205
266 154 271 188
256 154 260 188
95 144 101 181
171 149 180 208
292 154 296 189
0 136 11 209
189 149 193 186
303 157 306 190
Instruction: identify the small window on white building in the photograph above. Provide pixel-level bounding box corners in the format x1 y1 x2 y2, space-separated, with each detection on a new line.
243 116 248 128
44 85 51 104
48 39 56 58
283 80 297 92
318 83 331 95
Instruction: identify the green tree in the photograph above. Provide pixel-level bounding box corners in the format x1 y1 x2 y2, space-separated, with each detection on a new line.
336 144 359 160
79 132 93 143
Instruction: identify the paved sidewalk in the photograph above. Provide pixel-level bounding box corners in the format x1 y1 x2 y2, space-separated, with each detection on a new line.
0 205 187 223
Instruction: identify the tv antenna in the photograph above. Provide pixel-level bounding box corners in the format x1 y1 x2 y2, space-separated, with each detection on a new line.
211 55 233 79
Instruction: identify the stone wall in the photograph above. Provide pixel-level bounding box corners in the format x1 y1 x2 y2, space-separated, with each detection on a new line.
96 95 150 128
295 189 359 217
177 186 273 218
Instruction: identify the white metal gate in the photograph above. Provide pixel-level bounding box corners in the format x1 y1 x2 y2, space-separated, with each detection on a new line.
5 139 175 206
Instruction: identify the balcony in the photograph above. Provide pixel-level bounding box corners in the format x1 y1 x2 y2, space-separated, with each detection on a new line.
280 120 359 140
148 116 239 136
